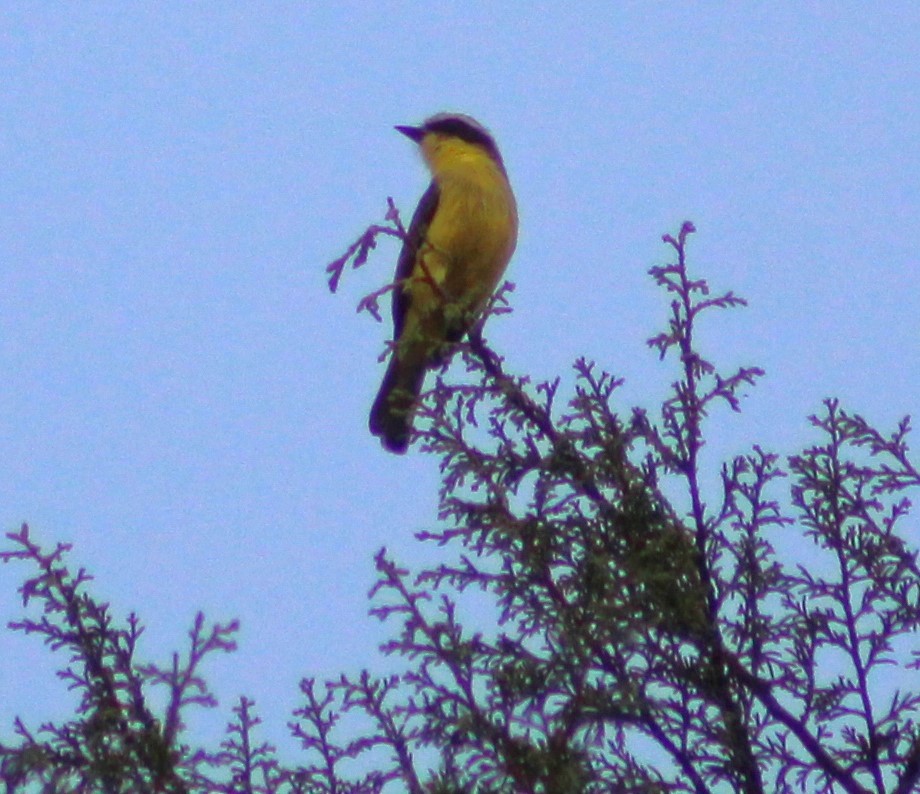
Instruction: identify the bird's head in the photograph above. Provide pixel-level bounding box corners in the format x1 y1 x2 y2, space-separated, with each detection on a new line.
396 113 506 173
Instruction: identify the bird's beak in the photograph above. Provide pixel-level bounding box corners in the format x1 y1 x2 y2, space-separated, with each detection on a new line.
395 124 424 143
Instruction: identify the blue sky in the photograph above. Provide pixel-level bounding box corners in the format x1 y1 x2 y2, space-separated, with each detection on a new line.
1 3 918 767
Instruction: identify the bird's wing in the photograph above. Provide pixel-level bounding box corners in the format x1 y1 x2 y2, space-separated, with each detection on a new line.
393 180 440 339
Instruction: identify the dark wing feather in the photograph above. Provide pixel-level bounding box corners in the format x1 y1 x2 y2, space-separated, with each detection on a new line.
393 181 439 339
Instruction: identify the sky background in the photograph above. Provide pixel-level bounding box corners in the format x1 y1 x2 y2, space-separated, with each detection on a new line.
1 1 918 774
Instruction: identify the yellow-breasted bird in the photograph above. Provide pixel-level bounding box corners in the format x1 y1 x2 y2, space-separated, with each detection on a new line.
369 113 518 454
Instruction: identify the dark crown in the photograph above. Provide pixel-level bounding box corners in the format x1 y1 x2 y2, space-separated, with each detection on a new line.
422 113 504 167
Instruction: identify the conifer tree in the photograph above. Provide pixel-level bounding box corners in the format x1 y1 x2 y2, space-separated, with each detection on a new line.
3 221 918 793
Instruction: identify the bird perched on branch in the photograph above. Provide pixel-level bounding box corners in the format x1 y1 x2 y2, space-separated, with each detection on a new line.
369 113 518 454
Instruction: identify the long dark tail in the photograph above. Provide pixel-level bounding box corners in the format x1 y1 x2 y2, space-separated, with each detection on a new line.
369 355 426 454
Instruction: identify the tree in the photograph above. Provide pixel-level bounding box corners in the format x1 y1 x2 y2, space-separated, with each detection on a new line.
2 221 918 793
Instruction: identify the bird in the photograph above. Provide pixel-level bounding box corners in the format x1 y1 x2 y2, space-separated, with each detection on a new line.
369 113 518 454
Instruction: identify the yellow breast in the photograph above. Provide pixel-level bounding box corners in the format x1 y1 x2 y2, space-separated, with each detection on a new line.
422 147 518 310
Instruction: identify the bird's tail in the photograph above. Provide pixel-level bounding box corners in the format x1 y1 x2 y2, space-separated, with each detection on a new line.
369 354 426 454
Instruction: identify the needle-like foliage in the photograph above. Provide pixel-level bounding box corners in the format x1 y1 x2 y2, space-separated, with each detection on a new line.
2 221 917 793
